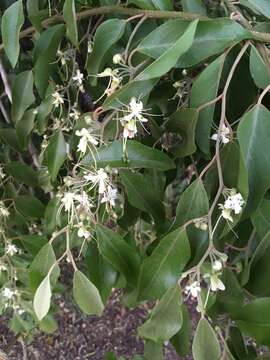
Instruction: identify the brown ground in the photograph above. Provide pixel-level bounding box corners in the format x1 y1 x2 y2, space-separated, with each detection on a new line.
0 291 197 360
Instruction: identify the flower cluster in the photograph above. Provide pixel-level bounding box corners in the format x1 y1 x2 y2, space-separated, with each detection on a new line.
219 189 244 222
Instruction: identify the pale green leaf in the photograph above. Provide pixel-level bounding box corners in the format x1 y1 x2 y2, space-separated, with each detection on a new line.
33 275 52 321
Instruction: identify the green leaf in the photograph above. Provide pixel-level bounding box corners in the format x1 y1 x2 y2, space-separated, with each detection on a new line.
46 131 67 181
0 128 21 151
5 161 38 187
11 71 35 124
44 198 60 235
234 298 270 346
249 44 270 89
252 199 270 238
128 0 155 9
165 108 198 158
192 318 221 360
16 109 36 149
20 235 48 255
173 178 209 229
87 19 126 80
182 0 207 14
238 104 270 215
138 19 251 68
82 140 174 170
73 270 104 316
191 54 225 155
144 341 163 360
33 24 65 97
120 170 165 224
15 195 45 219
29 243 60 291
138 227 190 300
247 0 270 18
171 304 191 357
27 0 47 31
63 0 78 47
138 285 182 342
33 275 52 321
135 20 198 81
151 0 173 10
96 225 140 287
1 0 24 68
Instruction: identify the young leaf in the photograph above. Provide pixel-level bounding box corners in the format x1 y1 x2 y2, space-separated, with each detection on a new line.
1 0 24 68
238 104 270 215
249 44 270 89
33 275 52 321
63 0 78 47
46 131 67 181
120 170 165 224
192 318 221 360
73 270 104 316
82 140 175 170
135 20 198 81
96 225 140 287
138 227 190 300
191 54 225 155
138 285 182 342
87 19 126 81
11 71 35 124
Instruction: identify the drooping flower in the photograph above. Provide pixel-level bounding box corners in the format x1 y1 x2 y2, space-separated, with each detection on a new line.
52 91 64 108
101 186 118 207
113 53 123 64
61 192 76 212
6 244 18 256
97 68 122 96
77 224 91 239
75 128 99 154
210 274 225 292
212 260 223 272
211 124 230 144
123 119 137 139
0 202 9 218
73 69 84 86
121 98 148 139
84 168 108 194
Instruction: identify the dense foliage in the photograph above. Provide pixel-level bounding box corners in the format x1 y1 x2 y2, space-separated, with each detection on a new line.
1 0 270 358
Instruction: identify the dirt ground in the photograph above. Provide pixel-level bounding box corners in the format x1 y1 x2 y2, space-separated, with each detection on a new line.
0 290 197 360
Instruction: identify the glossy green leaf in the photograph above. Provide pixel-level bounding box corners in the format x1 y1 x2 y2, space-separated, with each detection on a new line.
26 0 47 31
1 0 24 68
33 275 52 321
138 285 182 342
138 227 190 300
171 304 191 357
192 318 221 360
46 131 67 181
15 195 45 219
16 109 36 149
6 161 38 187
63 0 78 47
120 170 165 224
11 71 35 124
87 19 126 80
33 24 65 97
249 44 270 89
135 20 198 81
173 178 209 229
165 108 198 158
73 270 104 316
182 0 207 14
191 54 225 154
138 19 251 68
96 225 140 287
29 243 60 291
82 140 175 170
238 104 270 215
247 0 270 18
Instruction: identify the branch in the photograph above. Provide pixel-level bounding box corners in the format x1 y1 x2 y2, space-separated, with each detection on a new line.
0 5 270 53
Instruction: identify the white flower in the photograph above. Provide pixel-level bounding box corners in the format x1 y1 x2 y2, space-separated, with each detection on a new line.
52 91 64 107
77 225 91 239
97 68 122 96
211 124 230 144
75 128 99 154
84 168 108 194
73 70 84 85
0 264 7 272
87 41 93 54
61 192 75 212
74 191 93 212
194 219 208 231
124 98 148 123
0 165 5 179
6 244 18 256
101 186 118 207
224 192 244 215
2 287 14 300
185 281 201 298
0 202 9 218
97 67 114 77
113 53 123 64
210 274 225 292
212 260 223 272
70 108 80 120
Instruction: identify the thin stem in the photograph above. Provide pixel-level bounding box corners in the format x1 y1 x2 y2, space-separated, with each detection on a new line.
124 15 147 63
258 83 270 105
